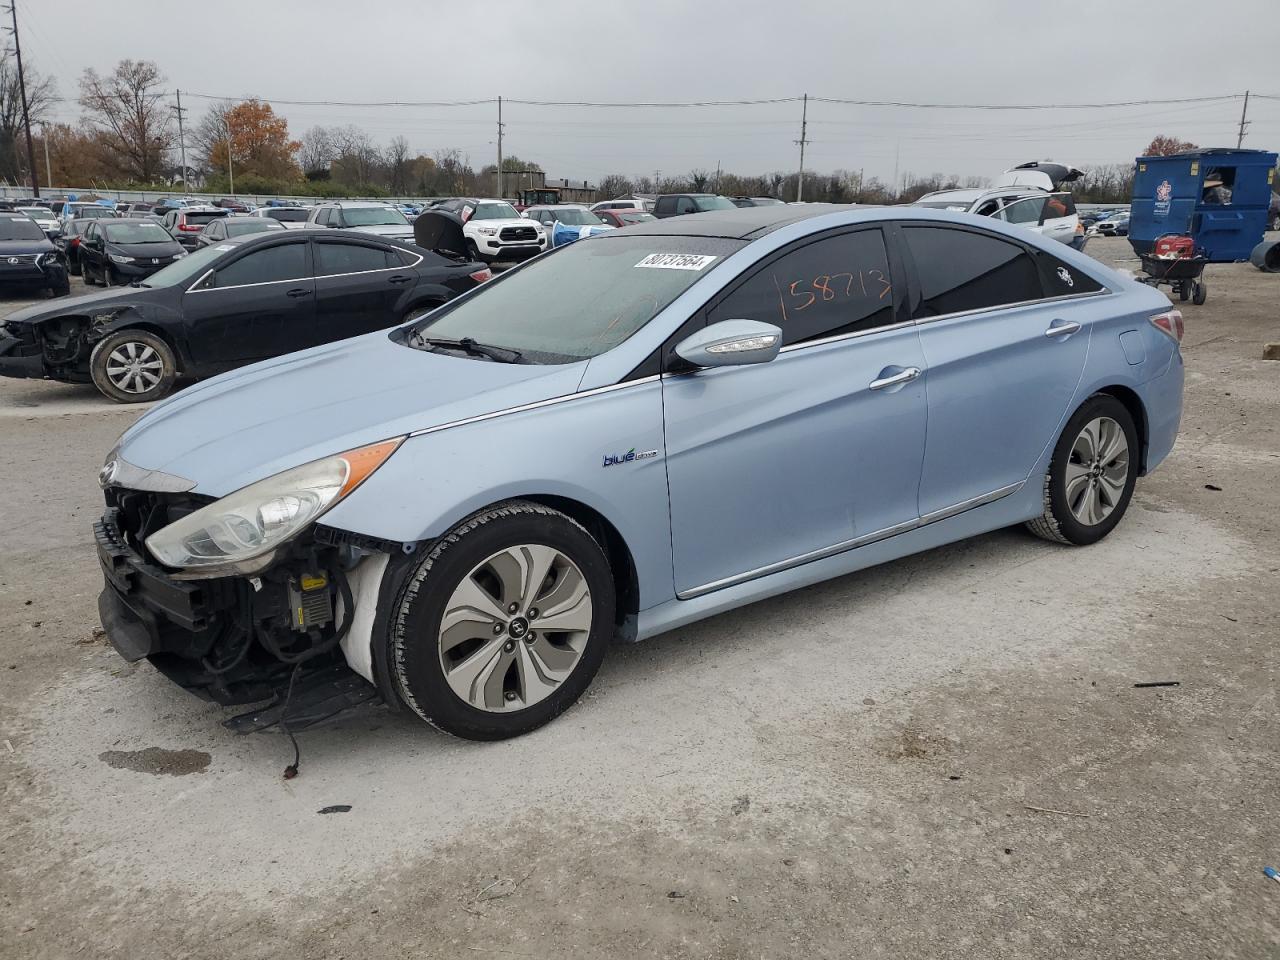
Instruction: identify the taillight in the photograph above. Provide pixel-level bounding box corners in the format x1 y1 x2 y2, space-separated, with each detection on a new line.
469 268 493 283
1150 309 1184 343
178 222 201 232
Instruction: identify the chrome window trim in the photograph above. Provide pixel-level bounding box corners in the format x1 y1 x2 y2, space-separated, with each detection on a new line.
407 374 662 439
777 318 917 355
186 274 310 294
677 481 1024 600
910 287 1111 326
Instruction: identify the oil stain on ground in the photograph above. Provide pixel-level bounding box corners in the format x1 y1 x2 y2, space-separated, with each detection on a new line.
98 747 211 776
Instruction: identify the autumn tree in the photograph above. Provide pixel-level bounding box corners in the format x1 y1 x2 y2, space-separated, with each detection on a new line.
1144 135 1198 157
0 53 57 183
78 60 173 182
197 99 301 181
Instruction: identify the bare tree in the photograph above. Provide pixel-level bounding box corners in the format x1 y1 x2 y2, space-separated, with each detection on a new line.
386 135 411 194
0 53 57 183
190 99 235 174
299 125 336 177
597 173 634 199
78 60 173 182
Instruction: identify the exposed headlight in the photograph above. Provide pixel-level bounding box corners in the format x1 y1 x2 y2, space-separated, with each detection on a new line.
109 254 135 263
173 251 187 258
145 438 403 573
476 226 498 235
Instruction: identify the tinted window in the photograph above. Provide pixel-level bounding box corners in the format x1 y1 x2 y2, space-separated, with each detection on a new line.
315 242 396 275
708 230 895 347
185 212 226 226
213 243 307 287
1043 192 1076 219
676 198 696 214
904 227 1042 318
1035 249 1104 297
265 208 309 222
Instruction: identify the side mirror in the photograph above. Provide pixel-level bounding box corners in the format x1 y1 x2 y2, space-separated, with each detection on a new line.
674 319 783 368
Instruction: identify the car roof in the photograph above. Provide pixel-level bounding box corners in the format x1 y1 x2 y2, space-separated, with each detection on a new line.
612 202 865 239
327 200 399 207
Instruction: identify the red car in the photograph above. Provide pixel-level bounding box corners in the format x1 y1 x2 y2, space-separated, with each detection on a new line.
594 209 658 229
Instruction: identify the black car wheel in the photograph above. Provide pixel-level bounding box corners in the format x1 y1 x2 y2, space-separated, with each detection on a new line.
67 252 81 277
390 500 615 741
89 329 179 404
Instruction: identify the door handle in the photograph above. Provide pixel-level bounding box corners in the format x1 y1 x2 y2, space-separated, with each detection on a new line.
387 274 413 284
1044 320 1081 338
868 367 921 391
285 287 310 299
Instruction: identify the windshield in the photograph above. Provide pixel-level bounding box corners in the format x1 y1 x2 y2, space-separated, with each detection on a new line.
343 206 408 226
618 212 656 225
17 207 50 218
408 235 743 363
471 202 520 221
76 206 115 218
0 216 45 241
692 196 737 212
265 208 309 222
103 222 173 243
552 208 604 226
138 242 227 287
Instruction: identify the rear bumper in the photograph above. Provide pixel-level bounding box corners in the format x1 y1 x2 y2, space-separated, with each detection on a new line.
1140 350 1184 474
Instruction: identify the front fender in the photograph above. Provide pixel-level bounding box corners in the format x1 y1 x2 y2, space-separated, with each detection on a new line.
92 304 190 367
320 378 676 610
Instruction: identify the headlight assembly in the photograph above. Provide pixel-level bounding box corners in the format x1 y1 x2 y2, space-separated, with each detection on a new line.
109 254 135 263
145 438 403 573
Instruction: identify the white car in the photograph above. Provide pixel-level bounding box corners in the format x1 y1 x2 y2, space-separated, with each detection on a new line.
15 206 59 237
591 198 652 213
251 206 312 230
307 201 415 241
431 198 547 263
913 161 1085 249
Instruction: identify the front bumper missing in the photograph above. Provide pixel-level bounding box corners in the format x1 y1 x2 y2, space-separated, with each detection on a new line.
0 333 46 378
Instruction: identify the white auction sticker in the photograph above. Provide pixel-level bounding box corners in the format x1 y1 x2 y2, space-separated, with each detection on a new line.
634 253 717 270
215 244 235 251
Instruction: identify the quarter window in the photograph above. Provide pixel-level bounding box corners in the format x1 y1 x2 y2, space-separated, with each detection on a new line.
315 242 397 275
902 226 1042 318
996 196 1047 225
707 230 896 346
212 243 307 287
1035 249 1104 297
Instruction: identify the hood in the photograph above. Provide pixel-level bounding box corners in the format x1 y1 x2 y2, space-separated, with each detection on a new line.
115 330 588 496
349 223 415 239
108 240 185 259
4 285 160 327
0 237 55 256
470 217 540 231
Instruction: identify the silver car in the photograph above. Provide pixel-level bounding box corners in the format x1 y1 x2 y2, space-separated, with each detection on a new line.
94 204 1184 741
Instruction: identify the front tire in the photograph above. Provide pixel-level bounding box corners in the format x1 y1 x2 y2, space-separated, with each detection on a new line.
1026 394 1138 546
390 500 615 741
89 329 178 403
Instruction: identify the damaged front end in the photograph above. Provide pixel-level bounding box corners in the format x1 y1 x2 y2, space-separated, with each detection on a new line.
0 309 131 383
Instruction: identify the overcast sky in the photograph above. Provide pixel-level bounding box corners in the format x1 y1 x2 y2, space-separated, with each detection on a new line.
25 0 1280 187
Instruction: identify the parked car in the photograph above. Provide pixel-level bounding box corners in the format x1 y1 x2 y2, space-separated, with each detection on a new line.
251 205 311 229
652 193 738 218
0 213 69 297
78 219 188 287
306 201 415 241
162 207 233 251
730 197 785 207
1094 212 1130 237
914 186 1084 248
0 228 489 403
590 199 652 213
85 204 1183 741
213 198 252 213
522 204 614 248
196 216 287 247
60 202 118 225
430 197 547 262
54 218 96 276
594 209 658 229
16 205 59 237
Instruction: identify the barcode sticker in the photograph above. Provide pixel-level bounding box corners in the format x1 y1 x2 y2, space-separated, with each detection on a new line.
634 253 717 271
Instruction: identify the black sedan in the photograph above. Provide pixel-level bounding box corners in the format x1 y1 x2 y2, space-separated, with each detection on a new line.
196 216 287 247
0 213 69 297
80 219 188 286
0 227 490 403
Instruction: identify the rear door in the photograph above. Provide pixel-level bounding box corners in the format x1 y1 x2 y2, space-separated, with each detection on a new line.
180 239 315 365
311 237 415 341
899 224 1092 516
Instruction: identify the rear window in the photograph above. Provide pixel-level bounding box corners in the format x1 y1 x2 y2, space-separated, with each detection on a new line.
265 208 310 222
185 212 227 225
902 226 1043 318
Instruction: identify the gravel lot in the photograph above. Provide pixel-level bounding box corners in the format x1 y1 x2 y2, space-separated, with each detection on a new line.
2 236 1279 959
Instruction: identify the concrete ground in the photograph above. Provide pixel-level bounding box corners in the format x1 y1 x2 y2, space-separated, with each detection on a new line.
1 236 1278 959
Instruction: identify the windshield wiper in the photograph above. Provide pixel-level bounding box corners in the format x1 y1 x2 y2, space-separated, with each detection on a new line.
413 335 524 364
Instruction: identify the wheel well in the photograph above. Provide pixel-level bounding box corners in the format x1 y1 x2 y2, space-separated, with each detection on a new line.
98 321 184 372
1094 385 1149 473
522 494 640 639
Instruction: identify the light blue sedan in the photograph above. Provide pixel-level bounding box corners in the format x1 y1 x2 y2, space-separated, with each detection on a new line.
94 204 1183 740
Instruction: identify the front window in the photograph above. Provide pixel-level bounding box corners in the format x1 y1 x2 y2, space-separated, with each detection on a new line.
341 206 409 227
408 235 744 363
102 222 174 244
552 208 604 226
470 202 521 221
692 196 736 212
0 216 45 240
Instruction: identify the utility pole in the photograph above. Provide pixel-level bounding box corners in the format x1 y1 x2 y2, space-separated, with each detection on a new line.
223 110 234 195
714 159 721 193
794 93 809 202
496 96 504 198
654 168 660 193
1236 90 1250 148
892 141 900 199
40 122 50 187
7 1 39 197
174 89 189 191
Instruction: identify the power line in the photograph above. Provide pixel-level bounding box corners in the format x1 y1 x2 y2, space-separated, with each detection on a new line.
811 94 1245 110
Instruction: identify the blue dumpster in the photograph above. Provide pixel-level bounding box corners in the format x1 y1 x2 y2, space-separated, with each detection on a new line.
1129 147 1278 262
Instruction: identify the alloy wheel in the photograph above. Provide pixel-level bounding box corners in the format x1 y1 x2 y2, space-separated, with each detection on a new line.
104 341 165 395
437 544 593 712
1065 416 1129 526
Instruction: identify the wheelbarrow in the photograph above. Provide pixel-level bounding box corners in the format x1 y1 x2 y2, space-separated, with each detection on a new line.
1137 234 1208 304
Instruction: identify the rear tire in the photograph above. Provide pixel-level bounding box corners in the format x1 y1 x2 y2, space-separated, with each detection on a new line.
67 254 81 277
89 329 178 404
390 500 615 741
1178 281 1190 301
1192 280 1207 305
1026 394 1138 546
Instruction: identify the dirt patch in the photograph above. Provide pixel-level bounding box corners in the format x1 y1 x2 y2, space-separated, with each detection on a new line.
98 747 211 776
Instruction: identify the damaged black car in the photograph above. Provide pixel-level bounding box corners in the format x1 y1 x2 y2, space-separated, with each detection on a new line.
0 223 491 403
